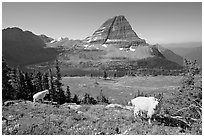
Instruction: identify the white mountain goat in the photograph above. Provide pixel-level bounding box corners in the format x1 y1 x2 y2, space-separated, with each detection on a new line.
129 96 162 124
33 89 49 103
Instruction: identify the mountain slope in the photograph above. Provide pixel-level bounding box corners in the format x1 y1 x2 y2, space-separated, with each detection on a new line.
46 37 82 49
2 27 59 66
39 34 54 43
154 44 184 66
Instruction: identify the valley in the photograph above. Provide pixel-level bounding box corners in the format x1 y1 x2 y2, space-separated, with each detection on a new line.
61 75 182 104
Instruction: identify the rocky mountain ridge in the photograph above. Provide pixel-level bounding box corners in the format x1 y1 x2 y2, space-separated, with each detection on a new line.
39 34 54 44
83 15 147 49
79 15 183 65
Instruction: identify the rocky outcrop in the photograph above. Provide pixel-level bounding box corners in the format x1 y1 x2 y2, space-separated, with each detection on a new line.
84 15 146 48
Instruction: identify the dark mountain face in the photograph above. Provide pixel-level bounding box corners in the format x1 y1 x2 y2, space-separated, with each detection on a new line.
2 27 59 66
39 34 54 43
3 27 45 48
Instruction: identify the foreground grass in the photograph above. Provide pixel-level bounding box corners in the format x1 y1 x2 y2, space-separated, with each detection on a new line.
2 100 201 135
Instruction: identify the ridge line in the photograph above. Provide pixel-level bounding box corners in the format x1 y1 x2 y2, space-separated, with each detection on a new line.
103 16 117 44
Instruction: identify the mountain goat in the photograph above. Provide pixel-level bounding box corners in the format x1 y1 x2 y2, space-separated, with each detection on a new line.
129 96 162 124
33 89 49 103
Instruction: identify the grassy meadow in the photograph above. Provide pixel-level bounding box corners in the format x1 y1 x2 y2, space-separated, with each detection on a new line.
61 75 182 104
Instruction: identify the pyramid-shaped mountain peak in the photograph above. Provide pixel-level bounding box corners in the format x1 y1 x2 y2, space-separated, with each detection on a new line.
84 15 146 48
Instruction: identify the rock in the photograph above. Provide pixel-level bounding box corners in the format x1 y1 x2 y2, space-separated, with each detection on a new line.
61 103 81 110
2 116 8 125
105 104 134 111
24 100 33 104
4 101 15 106
84 15 146 48
77 111 83 114
43 100 58 105
105 104 123 109
7 115 15 121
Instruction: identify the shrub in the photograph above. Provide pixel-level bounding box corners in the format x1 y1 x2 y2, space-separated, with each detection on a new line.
82 93 97 105
96 90 109 104
103 71 108 79
72 94 80 104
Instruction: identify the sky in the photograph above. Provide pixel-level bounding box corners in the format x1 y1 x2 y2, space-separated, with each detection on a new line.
2 2 202 45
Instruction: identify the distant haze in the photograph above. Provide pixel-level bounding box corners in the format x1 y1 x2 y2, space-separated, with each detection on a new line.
2 2 202 45
162 42 202 48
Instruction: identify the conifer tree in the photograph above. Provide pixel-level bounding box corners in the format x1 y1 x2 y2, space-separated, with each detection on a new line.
16 69 27 99
42 72 49 90
82 93 97 104
55 59 63 92
55 59 66 104
15 67 21 99
72 94 80 104
103 70 108 79
114 73 117 78
34 71 43 92
10 67 19 99
178 58 202 107
2 57 15 101
49 68 55 102
97 89 109 104
83 93 90 104
24 72 35 101
181 59 200 90
65 86 71 103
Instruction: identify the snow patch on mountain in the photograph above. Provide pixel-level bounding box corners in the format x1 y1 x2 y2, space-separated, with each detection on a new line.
102 44 107 48
106 39 127 42
57 37 63 41
50 39 56 43
129 46 136 51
